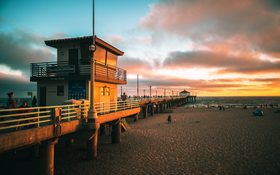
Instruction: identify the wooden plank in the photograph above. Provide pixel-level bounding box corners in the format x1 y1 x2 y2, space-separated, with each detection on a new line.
97 108 140 124
0 120 82 153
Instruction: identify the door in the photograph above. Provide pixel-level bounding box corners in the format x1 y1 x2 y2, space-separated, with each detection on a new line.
39 87 47 106
69 48 79 74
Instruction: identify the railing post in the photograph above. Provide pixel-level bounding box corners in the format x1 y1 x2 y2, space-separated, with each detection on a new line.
37 108 40 128
67 106 70 121
52 107 62 137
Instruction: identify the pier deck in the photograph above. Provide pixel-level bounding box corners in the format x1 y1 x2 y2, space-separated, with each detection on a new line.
0 96 193 175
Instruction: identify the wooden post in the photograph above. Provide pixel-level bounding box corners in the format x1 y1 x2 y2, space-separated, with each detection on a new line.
150 104 154 116
65 138 74 150
155 104 159 113
112 122 121 144
159 103 163 113
142 106 147 118
40 139 57 175
99 124 106 135
134 114 139 122
87 128 99 160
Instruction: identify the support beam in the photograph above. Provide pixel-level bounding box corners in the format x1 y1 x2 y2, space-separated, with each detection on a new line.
142 106 148 118
149 104 154 116
40 139 57 175
87 128 99 160
111 122 121 144
159 103 163 113
134 114 139 122
155 104 159 113
87 121 100 160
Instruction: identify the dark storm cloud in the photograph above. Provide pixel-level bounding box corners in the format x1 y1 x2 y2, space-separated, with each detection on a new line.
0 29 62 74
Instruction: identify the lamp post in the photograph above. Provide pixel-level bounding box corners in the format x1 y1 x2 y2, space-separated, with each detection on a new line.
87 0 99 160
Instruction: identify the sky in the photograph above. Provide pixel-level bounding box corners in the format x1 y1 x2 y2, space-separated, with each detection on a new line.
0 0 280 97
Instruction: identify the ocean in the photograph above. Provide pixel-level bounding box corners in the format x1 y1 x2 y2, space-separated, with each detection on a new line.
0 98 33 108
191 96 280 108
0 96 279 109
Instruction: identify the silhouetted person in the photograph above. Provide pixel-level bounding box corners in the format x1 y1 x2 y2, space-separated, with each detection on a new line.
19 101 31 129
167 115 172 123
7 92 16 108
121 92 127 101
32 96 37 107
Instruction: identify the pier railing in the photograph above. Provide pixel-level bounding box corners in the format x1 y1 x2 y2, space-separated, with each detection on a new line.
0 100 139 132
30 61 127 84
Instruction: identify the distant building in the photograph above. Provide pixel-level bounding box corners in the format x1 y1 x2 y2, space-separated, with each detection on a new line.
179 90 190 97
30 36 126 106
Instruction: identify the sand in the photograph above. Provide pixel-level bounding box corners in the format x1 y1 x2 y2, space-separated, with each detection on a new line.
1 107 280 175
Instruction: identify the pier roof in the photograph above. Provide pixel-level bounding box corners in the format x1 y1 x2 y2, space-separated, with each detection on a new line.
45 36 124 56
180 90 190 93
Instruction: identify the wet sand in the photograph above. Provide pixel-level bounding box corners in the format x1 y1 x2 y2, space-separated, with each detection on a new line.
2 107 280 175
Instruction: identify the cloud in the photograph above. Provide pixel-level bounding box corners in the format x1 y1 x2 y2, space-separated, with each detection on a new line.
0 29 66 97
0 29 64 75
163 50 280 74
0 71 36 97
140 0 280 57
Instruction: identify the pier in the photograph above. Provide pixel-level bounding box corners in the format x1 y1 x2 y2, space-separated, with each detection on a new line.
0 96 194 175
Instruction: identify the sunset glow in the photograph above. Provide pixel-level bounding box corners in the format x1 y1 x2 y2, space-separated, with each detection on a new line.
0 0 280 97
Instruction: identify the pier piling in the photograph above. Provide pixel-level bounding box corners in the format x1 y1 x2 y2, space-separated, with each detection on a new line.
142 106 148 118
111 121 121 144
40 139 57 175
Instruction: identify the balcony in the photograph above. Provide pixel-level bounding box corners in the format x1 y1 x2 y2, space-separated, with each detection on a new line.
30 61 127 84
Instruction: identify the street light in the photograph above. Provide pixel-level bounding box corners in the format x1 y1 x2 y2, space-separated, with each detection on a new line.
87 0 98 160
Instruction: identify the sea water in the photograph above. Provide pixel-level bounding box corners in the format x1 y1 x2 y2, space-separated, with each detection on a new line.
0 98 33 108
186 96 280 108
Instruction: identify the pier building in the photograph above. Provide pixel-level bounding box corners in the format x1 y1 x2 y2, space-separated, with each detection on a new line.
30 36 126 106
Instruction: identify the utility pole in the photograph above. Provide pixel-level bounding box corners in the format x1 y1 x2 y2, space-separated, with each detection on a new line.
121 86 123 96
137 74 139 98
149 85 152 98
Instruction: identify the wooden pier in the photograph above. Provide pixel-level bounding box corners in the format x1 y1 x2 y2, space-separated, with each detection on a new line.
0 96 195 175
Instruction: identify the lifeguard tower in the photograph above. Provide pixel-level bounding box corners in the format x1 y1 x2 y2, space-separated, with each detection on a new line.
30 36 126 106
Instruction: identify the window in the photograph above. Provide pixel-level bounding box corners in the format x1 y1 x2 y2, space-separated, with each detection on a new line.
101 87 105 96
105 87 110 96
57 86 64 96
101 86 110 96
94 46 106 63
106 51 117 66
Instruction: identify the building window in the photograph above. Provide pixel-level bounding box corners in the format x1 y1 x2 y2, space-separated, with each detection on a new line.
57 86 64 96
105 87 110 96
101 87 105 96
101 86 110 96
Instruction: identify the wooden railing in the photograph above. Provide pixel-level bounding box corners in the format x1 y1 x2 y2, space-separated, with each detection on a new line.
0 100 139 133
31 61 127 84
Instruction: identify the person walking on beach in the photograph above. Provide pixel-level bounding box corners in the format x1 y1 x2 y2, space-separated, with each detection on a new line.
32 96 37 107
7 92 16 108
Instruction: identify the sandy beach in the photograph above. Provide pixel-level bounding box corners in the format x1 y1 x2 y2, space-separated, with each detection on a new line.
2 106 280 175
